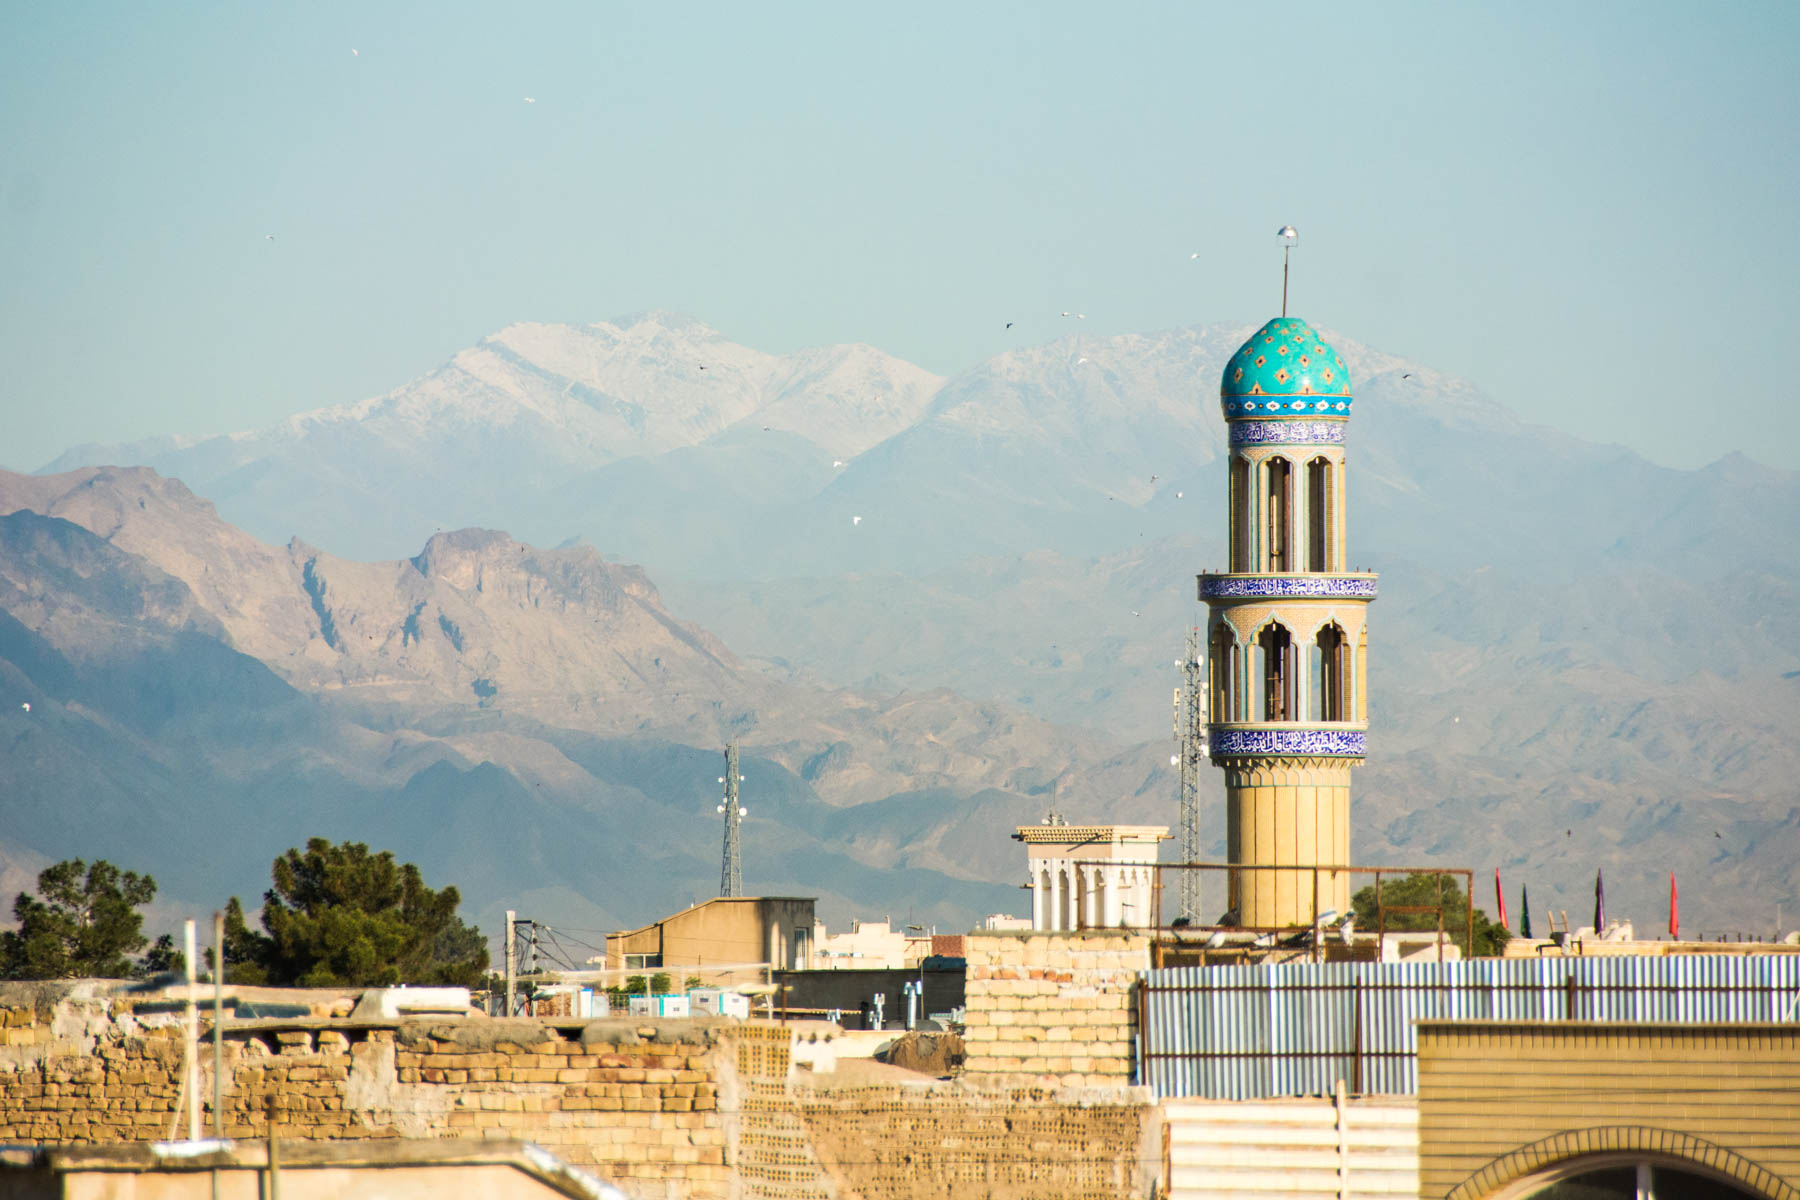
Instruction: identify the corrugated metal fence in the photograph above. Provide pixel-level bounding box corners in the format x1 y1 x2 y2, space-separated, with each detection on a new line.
1140 956 1800 1099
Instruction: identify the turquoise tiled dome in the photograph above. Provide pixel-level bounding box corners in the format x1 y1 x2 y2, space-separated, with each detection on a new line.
1220 316 1354 418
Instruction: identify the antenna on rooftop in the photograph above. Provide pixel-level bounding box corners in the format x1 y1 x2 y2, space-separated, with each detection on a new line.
1277 226 1298 316
717 742 746 897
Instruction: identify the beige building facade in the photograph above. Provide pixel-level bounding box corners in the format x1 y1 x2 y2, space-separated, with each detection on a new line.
605 896 816 972
1417 1021 1800 1200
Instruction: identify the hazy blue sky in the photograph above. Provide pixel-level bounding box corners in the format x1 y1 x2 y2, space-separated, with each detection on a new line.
3 2 1795 473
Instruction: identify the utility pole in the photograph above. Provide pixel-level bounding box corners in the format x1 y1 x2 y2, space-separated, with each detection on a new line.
718 742 745 897
1176 625 1208 924
504 910 516 1016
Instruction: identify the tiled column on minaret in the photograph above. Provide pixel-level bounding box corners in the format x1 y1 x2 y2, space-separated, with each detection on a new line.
1202 317 1375 929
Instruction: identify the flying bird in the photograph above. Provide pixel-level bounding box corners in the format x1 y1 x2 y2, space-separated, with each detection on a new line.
1077 356 1089 364
1176 491 1184 499
1190 252 1200 259
1005 322 1013 329
20 702 29 713
832 460 845 468
1402 373 1413 379
265 234 275 241
351 48 358 56
852 516 862 526
523 96 537 103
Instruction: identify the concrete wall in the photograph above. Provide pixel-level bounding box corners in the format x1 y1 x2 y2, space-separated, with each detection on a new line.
959 930 1146 1089
2 1141 630 1200
1160 1096 1416 1199
1417 1021 1800 1200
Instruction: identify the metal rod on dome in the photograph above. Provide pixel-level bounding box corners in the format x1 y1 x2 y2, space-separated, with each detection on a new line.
1278 226 1298 316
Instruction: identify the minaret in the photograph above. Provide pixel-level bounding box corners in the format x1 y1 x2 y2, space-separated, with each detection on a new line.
1200 310 1374 929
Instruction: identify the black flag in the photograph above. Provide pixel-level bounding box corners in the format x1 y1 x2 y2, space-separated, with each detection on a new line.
1593 868 1606 933
1520 885 1532 939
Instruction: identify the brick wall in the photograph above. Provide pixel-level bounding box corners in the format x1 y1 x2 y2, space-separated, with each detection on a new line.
959 930 1148 1088
797 1081 1155 1200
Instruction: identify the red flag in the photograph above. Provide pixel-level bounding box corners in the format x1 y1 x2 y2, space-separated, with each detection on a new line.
1669 872 1679 940
1495 868 1509 930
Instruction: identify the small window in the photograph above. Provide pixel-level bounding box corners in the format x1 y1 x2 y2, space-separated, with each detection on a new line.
624 953 662 970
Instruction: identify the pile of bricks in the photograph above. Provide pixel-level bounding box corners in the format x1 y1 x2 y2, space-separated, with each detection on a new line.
959 930 1149 1088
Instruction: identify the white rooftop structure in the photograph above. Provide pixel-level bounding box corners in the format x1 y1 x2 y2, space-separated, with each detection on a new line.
1014 822 1171 932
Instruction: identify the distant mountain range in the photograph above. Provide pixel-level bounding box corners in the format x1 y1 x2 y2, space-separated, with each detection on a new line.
11 311 1800 941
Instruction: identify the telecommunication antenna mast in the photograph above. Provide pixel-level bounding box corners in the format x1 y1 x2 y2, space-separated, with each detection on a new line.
1174 625 1208 923
717 742 746 897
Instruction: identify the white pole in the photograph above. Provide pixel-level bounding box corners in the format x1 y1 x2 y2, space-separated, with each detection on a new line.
183 919 200 1141
504 910 516 1017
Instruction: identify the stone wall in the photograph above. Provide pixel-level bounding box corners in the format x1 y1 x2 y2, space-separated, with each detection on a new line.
959 930 1147 1088
0 998 730 1199
0 989 1161 1200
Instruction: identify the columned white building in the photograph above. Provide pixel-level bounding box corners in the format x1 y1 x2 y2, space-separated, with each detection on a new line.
1014 822 1171 932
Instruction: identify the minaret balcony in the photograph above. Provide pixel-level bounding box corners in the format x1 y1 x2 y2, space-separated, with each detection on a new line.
1206 723 1367 759
1197 572 1378 602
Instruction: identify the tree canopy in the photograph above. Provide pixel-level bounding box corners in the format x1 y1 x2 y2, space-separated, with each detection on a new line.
0 859 157 979
1350 871 1510 957
224 838 487 988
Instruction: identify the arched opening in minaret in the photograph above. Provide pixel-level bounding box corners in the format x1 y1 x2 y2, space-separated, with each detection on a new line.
1306 456 1332 572
1266 457 1293 572
1311 623 1348 721
1255 621 1297 721
1229 455 1250 572
1210 623 1238 722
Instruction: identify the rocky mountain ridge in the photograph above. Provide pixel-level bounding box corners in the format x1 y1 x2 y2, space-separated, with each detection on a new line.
16 311 1800 938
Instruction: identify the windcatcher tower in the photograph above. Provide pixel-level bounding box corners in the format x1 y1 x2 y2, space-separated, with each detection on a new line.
1202 316 1374 927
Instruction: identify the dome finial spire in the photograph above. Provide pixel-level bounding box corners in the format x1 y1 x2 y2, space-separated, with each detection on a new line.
1277 226 1298 317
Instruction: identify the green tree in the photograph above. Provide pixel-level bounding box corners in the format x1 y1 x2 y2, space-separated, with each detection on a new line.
1351 872 1510 957
0 859 157 979
650 971 672 995
224 839 487 988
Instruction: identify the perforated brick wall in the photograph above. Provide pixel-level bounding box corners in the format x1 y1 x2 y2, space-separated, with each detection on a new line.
797 1081 1156 1200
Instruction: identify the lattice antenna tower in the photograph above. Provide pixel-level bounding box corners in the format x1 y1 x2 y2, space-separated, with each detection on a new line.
1174 625 1208 923
716 742 746 897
